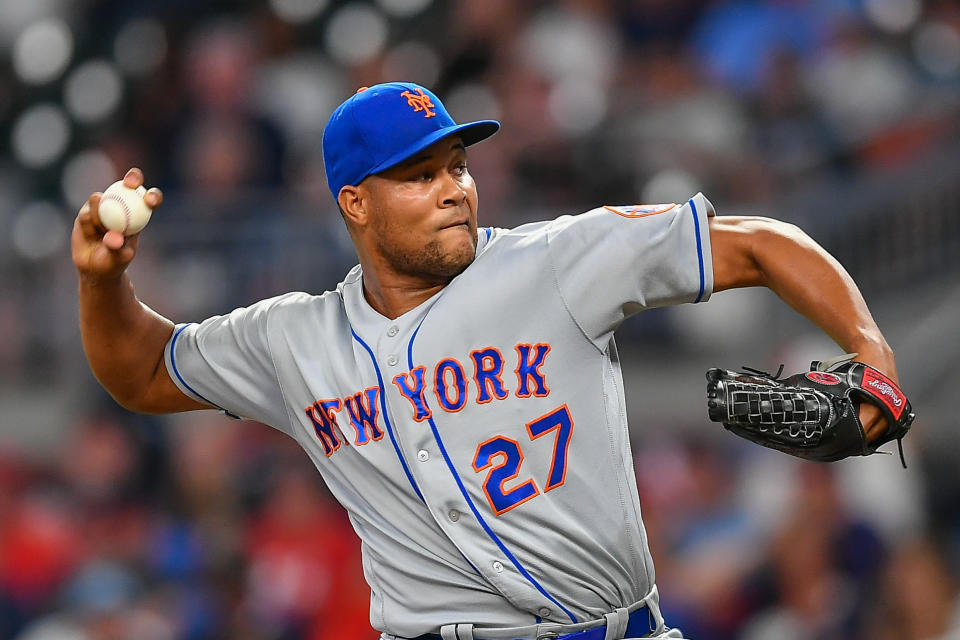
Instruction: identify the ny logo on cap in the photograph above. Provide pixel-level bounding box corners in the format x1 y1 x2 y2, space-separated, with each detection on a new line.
401 88 435 118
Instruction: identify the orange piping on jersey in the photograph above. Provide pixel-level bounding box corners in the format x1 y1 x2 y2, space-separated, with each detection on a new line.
602 204 677 218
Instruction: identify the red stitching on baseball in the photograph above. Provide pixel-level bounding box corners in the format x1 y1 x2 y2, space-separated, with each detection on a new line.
103 194 132 234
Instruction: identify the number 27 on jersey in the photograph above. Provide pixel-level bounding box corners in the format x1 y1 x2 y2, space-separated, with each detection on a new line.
472 404 574 515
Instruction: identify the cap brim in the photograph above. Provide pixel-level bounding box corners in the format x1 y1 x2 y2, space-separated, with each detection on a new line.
366 120 500 180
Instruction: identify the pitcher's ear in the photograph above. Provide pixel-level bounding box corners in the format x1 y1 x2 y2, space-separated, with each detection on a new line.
338 185 367 226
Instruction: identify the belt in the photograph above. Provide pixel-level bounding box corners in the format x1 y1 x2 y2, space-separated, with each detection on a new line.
397 586 663 640
407 608 651 640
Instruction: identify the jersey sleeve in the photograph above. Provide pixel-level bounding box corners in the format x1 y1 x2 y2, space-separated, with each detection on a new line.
545 192 715 346
163 294 293 431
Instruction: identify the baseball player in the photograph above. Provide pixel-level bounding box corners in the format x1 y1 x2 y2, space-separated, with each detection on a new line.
72 82 901 640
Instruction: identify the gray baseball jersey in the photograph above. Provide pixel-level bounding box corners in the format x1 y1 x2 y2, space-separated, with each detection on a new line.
164 193 715 638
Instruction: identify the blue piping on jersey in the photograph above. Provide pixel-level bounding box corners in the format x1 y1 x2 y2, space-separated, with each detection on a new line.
403 320 483 578
483 227 492 242
169 324 241 419
689 198 706 303
407 324 579 623
355 323 481 576
351 328 425 502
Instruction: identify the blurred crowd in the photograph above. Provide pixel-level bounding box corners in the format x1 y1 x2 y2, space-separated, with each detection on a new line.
2 0 960 639
0 409 372 640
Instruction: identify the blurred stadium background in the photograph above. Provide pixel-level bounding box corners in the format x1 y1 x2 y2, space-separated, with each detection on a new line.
1 0 960 638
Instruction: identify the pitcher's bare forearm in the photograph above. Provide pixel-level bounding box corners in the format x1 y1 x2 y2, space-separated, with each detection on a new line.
762 232 892 370
73 168 208 413
79 272 177 409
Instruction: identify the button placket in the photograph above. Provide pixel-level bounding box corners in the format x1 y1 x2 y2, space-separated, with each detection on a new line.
384 325 400 367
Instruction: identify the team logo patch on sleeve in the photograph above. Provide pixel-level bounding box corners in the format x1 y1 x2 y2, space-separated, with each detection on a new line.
603 204 677 218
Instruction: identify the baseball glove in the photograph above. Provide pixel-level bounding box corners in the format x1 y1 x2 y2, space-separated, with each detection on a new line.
705 353 915 465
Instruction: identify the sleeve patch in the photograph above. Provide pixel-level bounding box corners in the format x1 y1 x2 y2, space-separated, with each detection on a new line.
602 204 677 218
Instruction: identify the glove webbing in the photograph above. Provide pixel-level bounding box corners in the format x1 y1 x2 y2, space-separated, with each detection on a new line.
727 385 827 438
715 361 911 467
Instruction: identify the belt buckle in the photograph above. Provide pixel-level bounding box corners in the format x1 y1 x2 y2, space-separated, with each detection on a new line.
536 633 559 640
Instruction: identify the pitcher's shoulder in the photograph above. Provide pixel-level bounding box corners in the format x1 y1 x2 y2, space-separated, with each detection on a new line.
260 288 347 327
477 220 557 251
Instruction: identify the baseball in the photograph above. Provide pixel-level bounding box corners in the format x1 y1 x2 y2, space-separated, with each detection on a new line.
98 180 152 236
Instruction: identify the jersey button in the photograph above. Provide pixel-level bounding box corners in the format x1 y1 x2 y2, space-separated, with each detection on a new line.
538 607 551 618
417 450 429 462
492 561 504 573
387 355 399 366
387 325 398 337
448 509 460 522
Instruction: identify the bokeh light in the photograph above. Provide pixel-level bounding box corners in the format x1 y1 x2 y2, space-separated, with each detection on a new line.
11 201 68 261
864 0 922 34
641 168 701 205
548 79 608 136
374 0 432 19
11 18 74 85
64 60 125 124
113 18 168 77
913 21 960 79
382 41 441 89
521 8 619 85
805 47 916 143
444 83 501 126
253 55 342 145
268 0 329 25
61 150 117 208
0 164 27 228
324 4 388 66
11 104 71 168
0 0 62 48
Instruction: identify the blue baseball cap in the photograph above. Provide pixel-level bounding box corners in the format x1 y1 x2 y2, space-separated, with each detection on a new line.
322 82 500 201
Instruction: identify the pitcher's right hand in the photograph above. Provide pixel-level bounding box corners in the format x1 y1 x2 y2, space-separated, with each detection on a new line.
72 167 162 281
